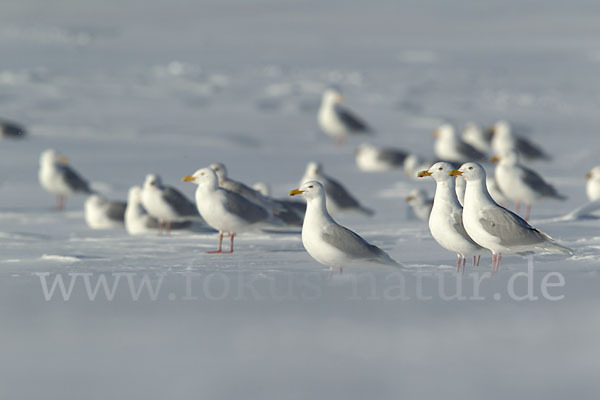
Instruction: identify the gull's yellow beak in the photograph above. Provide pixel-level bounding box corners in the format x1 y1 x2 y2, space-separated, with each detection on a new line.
57 155 69 164
486 127 495 136
405 195 415 202
490 156 500 163
432 129 439 138
417 170 432 178
336 94 345 103
586 172 593 180
289 189 304 196
182 175 196 182
449 169 463 176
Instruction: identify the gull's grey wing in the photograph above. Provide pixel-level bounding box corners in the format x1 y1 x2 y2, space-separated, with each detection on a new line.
456 141 486 161
323 176 362 209
322 223 396 265
516 137 550 161
377 148 408 166
334 104 371 133
0 121 26 138
272 200 304 226
106 201 127 222
223 190 269 223
479 206 547 247
163 187 198 217
58 164 92 193
520 167 565 199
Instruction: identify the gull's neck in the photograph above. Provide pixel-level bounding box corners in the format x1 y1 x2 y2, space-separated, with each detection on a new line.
434 179 461 209
304 195 334 227
464 178 496 208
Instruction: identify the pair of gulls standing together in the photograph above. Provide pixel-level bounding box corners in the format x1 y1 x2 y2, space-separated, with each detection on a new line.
418 162 572 272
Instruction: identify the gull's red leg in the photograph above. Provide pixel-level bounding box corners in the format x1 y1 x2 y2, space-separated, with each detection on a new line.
207 232 224 254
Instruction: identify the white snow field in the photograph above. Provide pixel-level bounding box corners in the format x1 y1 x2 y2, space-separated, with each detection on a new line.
1 1 600 399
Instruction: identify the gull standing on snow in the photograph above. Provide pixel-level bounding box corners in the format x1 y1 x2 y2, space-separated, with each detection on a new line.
290 181 399 272
84 194 126 229
449 163 572 272
488 120 550 161
183 168 273 253
300 161 373 216
461 122 490 153
141 174 199 233
585 166 600 201
354 143 408 172
434 124 486 163
38 149 93 210
126 186 191 235
405 188 433 221
318 89 372 144
492 150 566 220
418 162 486 271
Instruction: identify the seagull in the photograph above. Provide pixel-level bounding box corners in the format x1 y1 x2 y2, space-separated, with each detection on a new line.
455 175 508 207
253 181 306 227
300 161 373 216
585 166 600 201
405 188 433 221
210 162 287 220
492 150 566 220
461 122 490 153
318 88 372 144
125 186 191 235
488 120 550 161
0 120 26 139
183 168 273 253
433 123 486 163
38 149 93 210
84 194 127 230
141 174 200 234
290 181 400 272
418 162 487 271
449 163 572 272
354 143 408 172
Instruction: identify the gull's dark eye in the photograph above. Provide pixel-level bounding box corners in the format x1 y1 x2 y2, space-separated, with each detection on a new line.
215 168 219 171
201 172 205 176
469 166 473 170
308 185 313 188
438 167 443 170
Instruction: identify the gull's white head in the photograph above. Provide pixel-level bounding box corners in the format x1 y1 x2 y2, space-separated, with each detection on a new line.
290 180 325 201
209 162 228 181
433 123 455 140
418 161 455 182
40 149 68 166
491 149 519 165
450 162 487 182
144 174 162 189
183 167 218 189
586 166 600 181
321 89 344 106
304 161 322 177
355 143 376 157
492 120 511 138
405 188 428 205
86 194 106 207
128 186 143 204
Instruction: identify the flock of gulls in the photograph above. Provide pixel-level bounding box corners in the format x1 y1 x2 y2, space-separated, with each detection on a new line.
6 87 598 273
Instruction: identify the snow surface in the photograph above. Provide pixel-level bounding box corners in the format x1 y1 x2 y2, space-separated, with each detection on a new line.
1 0 600 399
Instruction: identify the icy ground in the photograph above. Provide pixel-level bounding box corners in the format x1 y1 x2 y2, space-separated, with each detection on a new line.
1 1 600 399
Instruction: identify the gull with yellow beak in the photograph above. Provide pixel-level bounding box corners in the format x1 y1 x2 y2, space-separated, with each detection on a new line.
318 88 372 145
418 162 487 271
183 168 272 253
38 149 93 210
290 181 400 272
449 163 572 272
491 150 565 221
